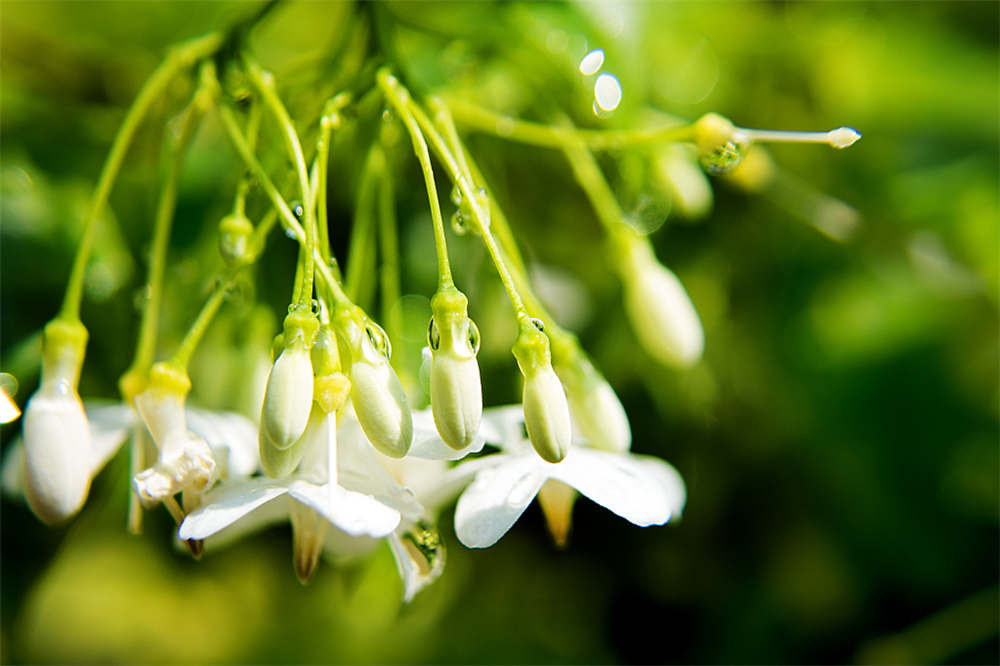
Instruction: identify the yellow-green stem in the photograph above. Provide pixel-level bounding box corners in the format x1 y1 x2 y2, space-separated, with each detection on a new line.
60 32 223 321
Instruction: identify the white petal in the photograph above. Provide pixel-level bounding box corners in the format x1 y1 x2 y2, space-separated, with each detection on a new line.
322 526 378 562
178 479 289 540
409 409 486 461
199 493 290 553
548 448 685 527
388 529 445 603
480 405 529 450
337 414 424 521
186 407 259 478
85 402 136 474
454 455 546 548
288 481 400 537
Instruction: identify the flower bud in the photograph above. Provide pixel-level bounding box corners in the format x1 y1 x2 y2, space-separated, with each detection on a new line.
335 304 413 458
22 319 92 525
551 338 631 453
513 322 571 463
218 212 254 266
693 112 745 174
260 309 319 453
621 238 704 368
654 145 712 220
428 288 483 450
133 363 216 504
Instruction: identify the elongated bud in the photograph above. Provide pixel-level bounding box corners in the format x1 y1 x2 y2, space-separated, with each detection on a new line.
620 236 704 368
218 212 254 266
22 319 92 524
513 321 571 463
428 287 483 450
550 336 631 453
653 144 712 219
260 309 318 453
335 305 413 458
133 362 216 504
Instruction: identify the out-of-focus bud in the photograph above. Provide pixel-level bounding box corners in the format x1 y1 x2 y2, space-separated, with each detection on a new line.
513 321 571 463
550 334 631 453
335 304 413 458
620 236 704 368
260 309 318 455
133 362 216 504
218 212 254 266
22 318 92 525
693 112 745 175
724 144 775 193
428 287 482 450
653 144 713 220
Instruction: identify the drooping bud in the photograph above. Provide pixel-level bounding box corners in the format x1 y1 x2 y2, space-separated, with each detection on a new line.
335 304 413 458
693 112 745 174
653 144 713 220
620 236 704 368
512 320 571 463
550 334 631 453
217 212 255 266
260 308 318 454
133 362 216 504
22 318 92 525
428 287 483 450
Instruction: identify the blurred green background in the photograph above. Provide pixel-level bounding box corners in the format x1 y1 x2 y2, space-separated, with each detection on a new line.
1 1 997 664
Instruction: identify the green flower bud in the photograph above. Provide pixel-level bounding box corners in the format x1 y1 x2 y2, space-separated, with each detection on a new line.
217 212 254 266
513 321 571 463
260 309 319 453
428 288 483 450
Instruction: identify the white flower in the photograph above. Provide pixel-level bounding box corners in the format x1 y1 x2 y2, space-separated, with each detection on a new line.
179 408 411 583
453 406 686 548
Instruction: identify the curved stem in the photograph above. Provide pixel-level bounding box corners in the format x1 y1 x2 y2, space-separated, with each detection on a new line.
245 58 317 308
377 71 454 289
447 98 695 151
60 32 223 321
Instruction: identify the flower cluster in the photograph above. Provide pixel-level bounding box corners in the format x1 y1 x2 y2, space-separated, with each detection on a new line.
3 11 858 601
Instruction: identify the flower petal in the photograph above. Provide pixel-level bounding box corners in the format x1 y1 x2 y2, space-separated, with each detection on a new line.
85 401 136 474
178 479 289 540
186 407 259 478
409 408 486 461
388 526 445 603
454 455 546 548
288 481 400 538
548 449 685 527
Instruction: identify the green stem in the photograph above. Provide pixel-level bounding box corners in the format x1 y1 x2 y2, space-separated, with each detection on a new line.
245 58 317 308
376 146 402 344
382 73 528 320
377 71 454 289
447 98 695 151
345 147 382 302
60 32 223 321
124 83 210 387
215 97 348 306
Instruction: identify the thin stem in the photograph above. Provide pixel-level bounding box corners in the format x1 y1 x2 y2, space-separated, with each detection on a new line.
170 274 237 370
383 73 528 320
447 98 695 152
345 147 382 301
378 72 454 289
60 32 223 321
125 82 209 385
245 58 317 308
376 146 402 343
215 97 348 305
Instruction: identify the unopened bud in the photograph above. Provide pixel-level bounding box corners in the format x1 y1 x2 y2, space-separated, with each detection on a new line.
218 212 254 266
551 340 631 453
22 319 92 525
335 305 413 458
428 288 483 450
260 309 318 452
513 322 571 463
654 145 713 219
621 238 704 368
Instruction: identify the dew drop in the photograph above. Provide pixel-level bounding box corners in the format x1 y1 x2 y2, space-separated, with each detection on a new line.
450 210 468 235
427 317 441 351
529 317 545 332
450 185 463 206
700 139 746 175
284 227 297 239
579 48 605 76
467 319 481 355
381 108 394 123
291 201 305 220
594 73 622 112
